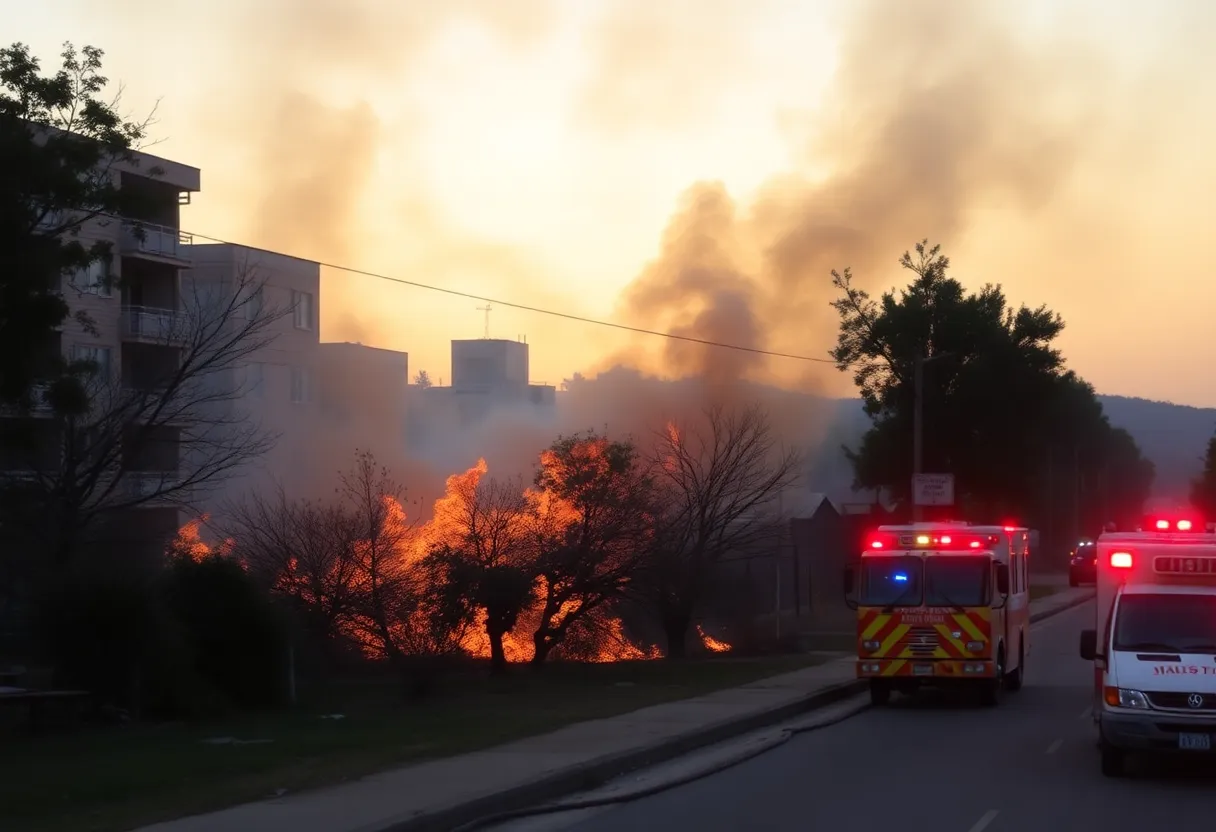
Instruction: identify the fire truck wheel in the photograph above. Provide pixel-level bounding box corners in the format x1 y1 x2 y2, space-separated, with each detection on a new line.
1004 642 1025 692
979 650 1004 706
868 680 891 706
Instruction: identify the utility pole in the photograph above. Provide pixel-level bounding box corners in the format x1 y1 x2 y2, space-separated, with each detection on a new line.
913 355 924 522
1072 445 1081 543
476 303 493 339
912 353 951 522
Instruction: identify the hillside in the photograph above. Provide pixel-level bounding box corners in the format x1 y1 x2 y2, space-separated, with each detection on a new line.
814 395 1214 500
1097 395 1213 497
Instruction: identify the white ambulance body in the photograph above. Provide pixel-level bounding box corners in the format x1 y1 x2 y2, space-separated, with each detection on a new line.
1081 514 1216 777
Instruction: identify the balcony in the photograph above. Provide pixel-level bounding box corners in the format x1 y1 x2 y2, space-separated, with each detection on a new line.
121 306 188 344
0 383 53 418
124 471 182 502
121 221 193 265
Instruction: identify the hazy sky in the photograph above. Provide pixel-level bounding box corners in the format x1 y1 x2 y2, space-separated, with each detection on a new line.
9 0 1216 406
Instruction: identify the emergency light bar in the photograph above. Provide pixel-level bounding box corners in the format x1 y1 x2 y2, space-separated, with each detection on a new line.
866 530 999 551
1142 513 1206 533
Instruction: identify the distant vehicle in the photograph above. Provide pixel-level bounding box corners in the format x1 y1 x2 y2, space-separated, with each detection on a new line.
843 522 1031 707
1069 541 1097 586
1079 513 1216 777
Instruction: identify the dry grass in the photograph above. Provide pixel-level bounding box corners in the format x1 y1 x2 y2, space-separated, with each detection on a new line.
0 653 829 832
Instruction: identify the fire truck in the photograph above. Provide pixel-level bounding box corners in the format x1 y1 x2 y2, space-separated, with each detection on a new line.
844 522 1032 706
1079 512 1216 777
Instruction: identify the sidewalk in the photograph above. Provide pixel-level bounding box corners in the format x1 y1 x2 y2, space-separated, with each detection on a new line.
136 587 1094 832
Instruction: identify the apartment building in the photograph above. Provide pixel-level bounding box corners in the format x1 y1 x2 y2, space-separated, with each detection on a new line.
186 244 322 507
314 341 410 476
185 249 410 507
2 145 202 560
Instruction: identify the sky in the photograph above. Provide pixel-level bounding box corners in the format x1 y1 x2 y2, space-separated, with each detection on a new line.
9 0 1216 406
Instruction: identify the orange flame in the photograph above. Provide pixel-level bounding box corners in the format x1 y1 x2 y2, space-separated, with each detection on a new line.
176 447 690 663
697 625 732 653
169 514 235 562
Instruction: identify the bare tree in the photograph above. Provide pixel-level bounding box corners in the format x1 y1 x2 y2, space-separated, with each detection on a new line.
639 405 801 658
526 432 655 666
425 467 536 675
0 262 285 567
412 369 433 389
222 487 363 643
338 450 419 661
221 457 468 667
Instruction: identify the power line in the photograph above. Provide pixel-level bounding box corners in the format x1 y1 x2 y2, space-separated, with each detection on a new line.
180 227 840 365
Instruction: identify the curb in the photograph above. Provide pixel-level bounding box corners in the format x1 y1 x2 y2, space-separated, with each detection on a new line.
367 589 1096 832
1028 589 1095 624
361 678 867 832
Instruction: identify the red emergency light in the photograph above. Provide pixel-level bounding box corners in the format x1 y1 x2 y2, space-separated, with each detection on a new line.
864 530 997 552
1143 514 1204 533
1109 551 1134 569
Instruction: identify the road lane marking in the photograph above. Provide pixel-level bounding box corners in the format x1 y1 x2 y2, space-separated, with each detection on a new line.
968 809 1000 832
1079 706 1092 720
1046 738 1063 754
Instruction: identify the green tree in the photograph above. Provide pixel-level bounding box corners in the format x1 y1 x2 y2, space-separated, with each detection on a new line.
527 432 654 666
830 240 1153 536
0 42 158 407
1190 429 1216 517
424 472 536 675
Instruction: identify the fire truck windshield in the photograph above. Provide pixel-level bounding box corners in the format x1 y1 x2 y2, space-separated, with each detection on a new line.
859 555 992 607
859 556 922 607
1113 594 1216 654
925 557 990 607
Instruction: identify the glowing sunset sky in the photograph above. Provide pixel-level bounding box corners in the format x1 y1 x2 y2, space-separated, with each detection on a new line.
10 0 1216 405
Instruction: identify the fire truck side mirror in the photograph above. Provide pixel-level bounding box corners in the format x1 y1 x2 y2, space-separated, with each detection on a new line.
995 563 1010 596
1079 629 1098 661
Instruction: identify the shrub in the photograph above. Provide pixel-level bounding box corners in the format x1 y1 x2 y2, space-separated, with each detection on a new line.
164 553 289 710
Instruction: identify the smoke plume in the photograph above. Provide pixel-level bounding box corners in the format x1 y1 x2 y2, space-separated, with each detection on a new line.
614 0 1109 390
72 0 1210 504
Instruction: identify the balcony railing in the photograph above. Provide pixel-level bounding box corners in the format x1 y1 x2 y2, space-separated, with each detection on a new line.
0 383 53 417
124 471 181 500
121 306 187 343
121 222 193 262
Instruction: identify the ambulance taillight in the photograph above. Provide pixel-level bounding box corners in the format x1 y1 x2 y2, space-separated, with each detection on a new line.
1109 551 1133 569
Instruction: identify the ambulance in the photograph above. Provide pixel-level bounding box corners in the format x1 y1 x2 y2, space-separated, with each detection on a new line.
1080 512 1216 777
844 522 1032 706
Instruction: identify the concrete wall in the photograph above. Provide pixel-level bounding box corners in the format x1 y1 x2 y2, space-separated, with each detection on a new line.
314 341 409 485
451 339 529 391
185 244 323 506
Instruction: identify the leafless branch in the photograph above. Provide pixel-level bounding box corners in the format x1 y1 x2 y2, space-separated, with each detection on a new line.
7 260 289 560
636 404 802 656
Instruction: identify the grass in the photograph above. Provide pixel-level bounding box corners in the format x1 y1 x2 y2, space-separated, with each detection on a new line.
0 654 827 832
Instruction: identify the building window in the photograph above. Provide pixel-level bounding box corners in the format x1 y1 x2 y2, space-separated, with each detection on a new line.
292 290 314 330
69 260 112 297
290 366 311 403
245 362 265 397
241 286 265 320
71 344 113 378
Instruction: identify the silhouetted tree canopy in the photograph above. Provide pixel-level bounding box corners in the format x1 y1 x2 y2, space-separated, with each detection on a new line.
0 42 157 408
830 240 1153 541
1190 430 1216 518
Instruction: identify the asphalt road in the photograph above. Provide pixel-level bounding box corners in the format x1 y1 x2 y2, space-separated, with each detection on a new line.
494 600 1216 832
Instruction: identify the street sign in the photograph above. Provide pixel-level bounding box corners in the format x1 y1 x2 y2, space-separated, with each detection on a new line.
913 473 954 506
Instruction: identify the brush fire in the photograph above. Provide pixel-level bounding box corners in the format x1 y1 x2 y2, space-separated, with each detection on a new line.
174 438 735 663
